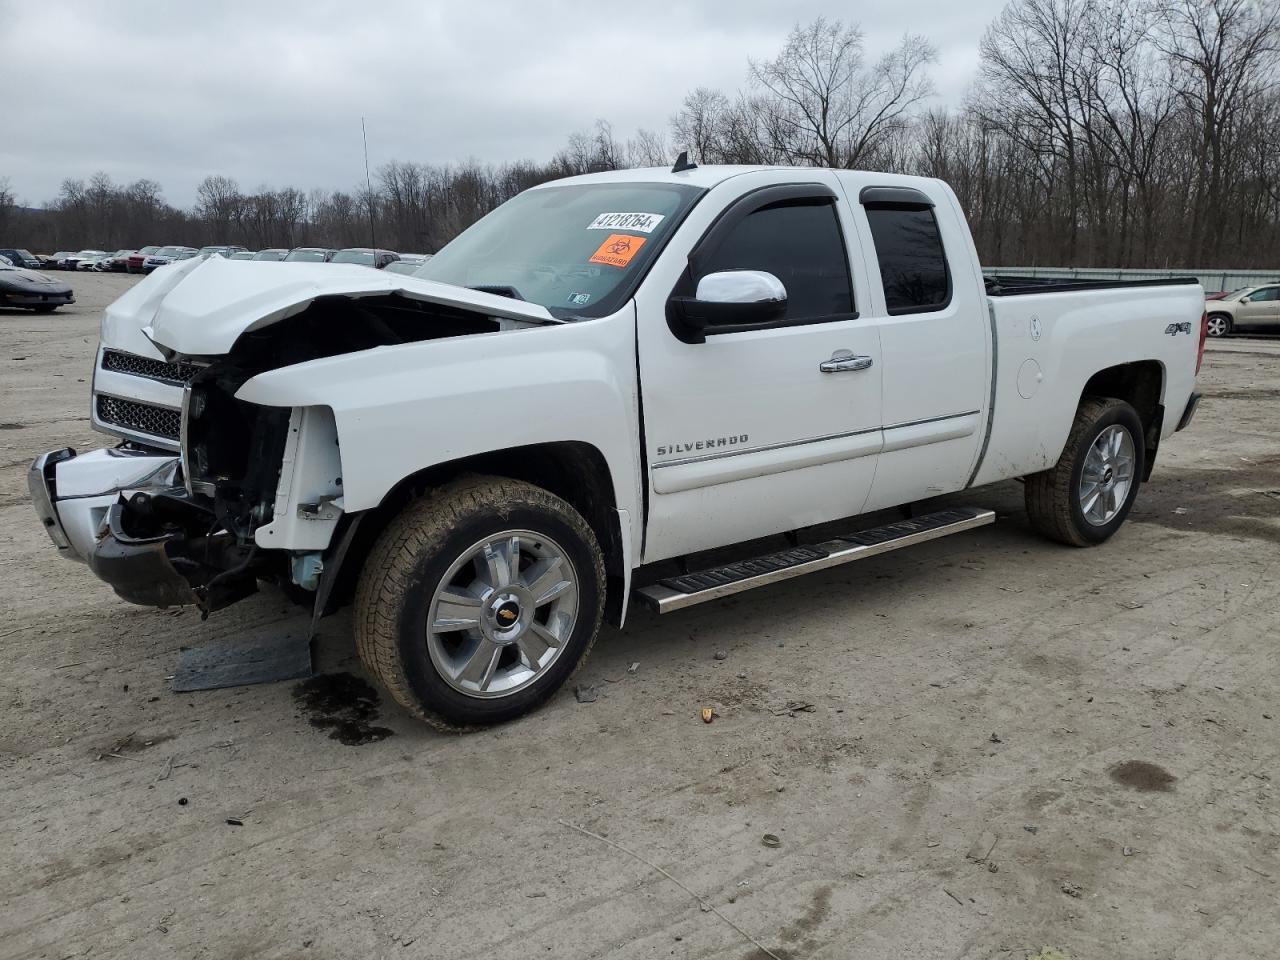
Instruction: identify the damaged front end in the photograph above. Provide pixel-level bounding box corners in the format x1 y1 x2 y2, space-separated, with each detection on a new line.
34 282 526 616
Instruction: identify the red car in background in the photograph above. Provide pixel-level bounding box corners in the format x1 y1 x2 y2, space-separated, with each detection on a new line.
126 246 162 273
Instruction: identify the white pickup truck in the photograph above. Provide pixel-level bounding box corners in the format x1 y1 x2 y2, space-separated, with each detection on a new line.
30 163 1206 729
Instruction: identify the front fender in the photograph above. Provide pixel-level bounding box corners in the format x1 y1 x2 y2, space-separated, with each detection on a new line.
234 307 643 554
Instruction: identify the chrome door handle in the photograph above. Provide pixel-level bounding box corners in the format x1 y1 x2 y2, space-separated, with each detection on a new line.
819 354 873 373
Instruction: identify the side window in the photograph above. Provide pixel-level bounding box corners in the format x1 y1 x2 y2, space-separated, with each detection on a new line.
1251 287 1279 301
865 206 950 315
697 201 854 321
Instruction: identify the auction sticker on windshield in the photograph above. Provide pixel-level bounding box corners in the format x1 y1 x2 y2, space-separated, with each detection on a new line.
589 234 646 268
587 212 666 233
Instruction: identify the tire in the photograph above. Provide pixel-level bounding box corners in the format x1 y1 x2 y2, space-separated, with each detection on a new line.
1206 313 1232 338
354 476 605 731
31 305 57 314
1025 397 1145 547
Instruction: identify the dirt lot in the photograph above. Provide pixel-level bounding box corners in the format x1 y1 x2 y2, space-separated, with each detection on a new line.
2 272 1278 960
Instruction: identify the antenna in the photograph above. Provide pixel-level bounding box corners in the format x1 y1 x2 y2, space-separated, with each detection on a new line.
362 117 376 247
672 151 697 173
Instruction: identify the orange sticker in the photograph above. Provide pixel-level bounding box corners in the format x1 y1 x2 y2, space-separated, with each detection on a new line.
589 233 646 268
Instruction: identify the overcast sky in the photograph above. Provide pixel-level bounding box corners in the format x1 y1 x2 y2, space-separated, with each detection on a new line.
1 0 1006 208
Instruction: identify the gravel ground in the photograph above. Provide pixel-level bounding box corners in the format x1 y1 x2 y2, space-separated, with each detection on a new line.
2 272 1278 960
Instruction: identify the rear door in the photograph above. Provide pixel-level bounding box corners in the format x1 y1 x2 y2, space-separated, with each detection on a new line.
838 178 990 510
636 171 883 563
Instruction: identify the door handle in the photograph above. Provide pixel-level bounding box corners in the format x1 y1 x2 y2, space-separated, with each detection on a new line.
819 354 873 373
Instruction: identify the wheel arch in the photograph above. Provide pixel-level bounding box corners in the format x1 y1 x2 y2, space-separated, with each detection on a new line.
323 441 631 626
1079 359 1165 479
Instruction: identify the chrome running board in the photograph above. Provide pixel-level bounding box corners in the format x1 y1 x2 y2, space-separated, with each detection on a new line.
634 506 996 614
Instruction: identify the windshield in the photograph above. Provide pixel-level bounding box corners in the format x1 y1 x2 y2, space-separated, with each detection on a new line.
139 246 160 254
15 249 36 261
285 249 329 262
331 250 376 265
154 246 183 257
254 250 286 260
415 182 703 317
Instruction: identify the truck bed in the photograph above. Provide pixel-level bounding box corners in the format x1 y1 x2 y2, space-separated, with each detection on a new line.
985 275 1201 296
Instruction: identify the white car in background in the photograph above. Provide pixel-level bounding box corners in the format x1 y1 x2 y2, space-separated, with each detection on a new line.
59 250 107 270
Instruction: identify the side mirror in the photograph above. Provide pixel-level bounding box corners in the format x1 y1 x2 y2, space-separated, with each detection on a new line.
667 270 788 344
1241 296 1252 303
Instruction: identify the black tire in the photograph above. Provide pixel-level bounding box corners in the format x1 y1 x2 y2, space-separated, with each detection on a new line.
1025 397 1145 547
31 305 58 314
1206 313 1232 338
354 476 605 731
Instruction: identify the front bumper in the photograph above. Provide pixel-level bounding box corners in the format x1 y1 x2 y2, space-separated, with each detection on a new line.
1 289 74 308
29 447 199 607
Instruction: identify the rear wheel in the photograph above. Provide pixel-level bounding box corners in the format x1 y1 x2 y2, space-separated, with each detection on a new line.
1206 313 1232 337
354 476 605 731
1025 397 1145 546
31 305 57 314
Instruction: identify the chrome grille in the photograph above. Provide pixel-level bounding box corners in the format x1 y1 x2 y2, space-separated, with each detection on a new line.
101 349 201 386
96 395 182 441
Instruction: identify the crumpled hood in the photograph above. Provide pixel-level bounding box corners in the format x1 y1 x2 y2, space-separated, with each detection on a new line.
102 254 556 358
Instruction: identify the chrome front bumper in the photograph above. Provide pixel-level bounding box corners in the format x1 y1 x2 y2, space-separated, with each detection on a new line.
29 447 181 562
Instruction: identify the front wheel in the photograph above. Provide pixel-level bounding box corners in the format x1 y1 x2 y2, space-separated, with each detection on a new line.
1025 397 1145 547
354 476 605 731
1206 313 1232 338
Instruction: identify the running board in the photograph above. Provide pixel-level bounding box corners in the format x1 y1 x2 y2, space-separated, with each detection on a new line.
634 506 996 614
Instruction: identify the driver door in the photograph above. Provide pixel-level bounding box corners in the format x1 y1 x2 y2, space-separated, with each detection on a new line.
635 173 884 563
1239 285 1280 328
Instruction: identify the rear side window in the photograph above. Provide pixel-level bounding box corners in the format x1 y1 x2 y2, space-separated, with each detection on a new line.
698 202 854 321
865 207 950 315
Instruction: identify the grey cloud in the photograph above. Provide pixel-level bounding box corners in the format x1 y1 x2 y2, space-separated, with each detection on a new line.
0 0 1005 206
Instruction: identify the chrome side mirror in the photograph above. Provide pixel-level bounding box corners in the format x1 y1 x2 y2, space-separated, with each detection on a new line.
667 270 788 344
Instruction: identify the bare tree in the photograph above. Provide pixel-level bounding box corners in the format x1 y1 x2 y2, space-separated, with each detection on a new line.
1156 0 1280 261
750 18 937 167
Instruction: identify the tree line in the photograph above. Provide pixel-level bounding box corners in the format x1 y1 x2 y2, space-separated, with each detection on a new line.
3 0 1277 269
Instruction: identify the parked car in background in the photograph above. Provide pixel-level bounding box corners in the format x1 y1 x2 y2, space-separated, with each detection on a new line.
0 262 74 312
76 254 111 271
253 249 288 261
382 254 432 276
1205 284 1280 336
330 247 400 269
198 245 248 258
59 250 107 270
99 250 136 272
229 251 256 261
42 251 76 269
143 246 198 273
126 247 162 273
283 247 337 263
0 248 42 269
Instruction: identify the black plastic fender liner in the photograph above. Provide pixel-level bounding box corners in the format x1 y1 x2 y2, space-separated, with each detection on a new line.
87 504 200 608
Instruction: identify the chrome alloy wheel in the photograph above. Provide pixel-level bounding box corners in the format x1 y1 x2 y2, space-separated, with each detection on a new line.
1206 315 1229 337
1079 424 1136 526
425 530 578 698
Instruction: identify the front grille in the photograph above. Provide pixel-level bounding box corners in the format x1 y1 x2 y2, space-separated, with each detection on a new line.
101 349 201 386
96 394 182 441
